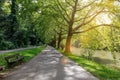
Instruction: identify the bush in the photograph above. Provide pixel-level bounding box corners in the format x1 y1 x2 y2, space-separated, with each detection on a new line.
81 49 95 60
0 40 15 50
13 29 28 47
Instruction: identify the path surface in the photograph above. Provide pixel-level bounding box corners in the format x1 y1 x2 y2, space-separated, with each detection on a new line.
2 46 99 80
0 46 38 54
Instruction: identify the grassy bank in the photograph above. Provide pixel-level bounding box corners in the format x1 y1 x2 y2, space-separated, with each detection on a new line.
65 54 120 80
0 46 45 67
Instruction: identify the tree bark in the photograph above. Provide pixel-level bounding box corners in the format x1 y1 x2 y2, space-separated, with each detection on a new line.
57 33 62 49
64 31 72 53
64 0 78 54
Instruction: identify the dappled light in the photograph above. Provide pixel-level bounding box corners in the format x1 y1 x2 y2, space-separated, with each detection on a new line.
1 0 120 80
2 46 98 80
96 13 112 25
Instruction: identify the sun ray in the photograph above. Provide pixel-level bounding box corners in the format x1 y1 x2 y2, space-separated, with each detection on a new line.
96 13 112 25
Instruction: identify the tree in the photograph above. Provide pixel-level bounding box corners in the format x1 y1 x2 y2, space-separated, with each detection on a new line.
4 0 18 40
0 0 8 30
53 0 116 53
54 26 66 48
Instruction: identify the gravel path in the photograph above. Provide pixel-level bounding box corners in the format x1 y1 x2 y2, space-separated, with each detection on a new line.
0 46 38 54
2 46 99 80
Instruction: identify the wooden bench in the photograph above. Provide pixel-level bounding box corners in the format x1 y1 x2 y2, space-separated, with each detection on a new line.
5 53 24 67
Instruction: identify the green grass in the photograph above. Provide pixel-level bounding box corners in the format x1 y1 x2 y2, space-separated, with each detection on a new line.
65 54 120 80
0 46 45 67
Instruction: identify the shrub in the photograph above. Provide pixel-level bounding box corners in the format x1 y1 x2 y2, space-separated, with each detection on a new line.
0 40 15 50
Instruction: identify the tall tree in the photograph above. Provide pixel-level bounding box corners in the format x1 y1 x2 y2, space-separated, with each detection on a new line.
53 0 116 53
4 0 18 40
0 0 7 29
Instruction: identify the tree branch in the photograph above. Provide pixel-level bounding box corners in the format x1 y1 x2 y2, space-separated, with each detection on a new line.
53 26 67 35
65 0 74 7
53 15 68 26
69 0 78 28
73 24 112 34
76 1 95 11
56 0 70 21
74 4 97 23
53 0 69 23
73 8 105 32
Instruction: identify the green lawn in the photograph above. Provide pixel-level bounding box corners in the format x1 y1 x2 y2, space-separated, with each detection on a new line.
0 46 45 68
66 54 120 80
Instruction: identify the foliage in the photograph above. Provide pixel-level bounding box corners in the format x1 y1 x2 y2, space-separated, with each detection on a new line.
0 41 15 50
13 29 29 47
0 33 15 50
51 0 120 53
0 0 120 64
81 49 95 60
0 0 46 49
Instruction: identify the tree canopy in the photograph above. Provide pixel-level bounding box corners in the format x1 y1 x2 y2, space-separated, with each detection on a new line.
0 0 120 54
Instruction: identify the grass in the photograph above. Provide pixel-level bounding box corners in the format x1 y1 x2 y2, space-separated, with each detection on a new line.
0 46 45 68
65 54 120 80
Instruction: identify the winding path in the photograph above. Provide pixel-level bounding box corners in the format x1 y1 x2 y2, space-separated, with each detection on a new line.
2 46 99 80
0 46 37 54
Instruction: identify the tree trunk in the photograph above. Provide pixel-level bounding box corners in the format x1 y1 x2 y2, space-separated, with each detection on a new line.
64 0 78 53
57 33 62 48
64 33 72 53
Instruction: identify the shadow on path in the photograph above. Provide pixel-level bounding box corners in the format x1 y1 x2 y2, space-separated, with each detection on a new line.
2 46 99 80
